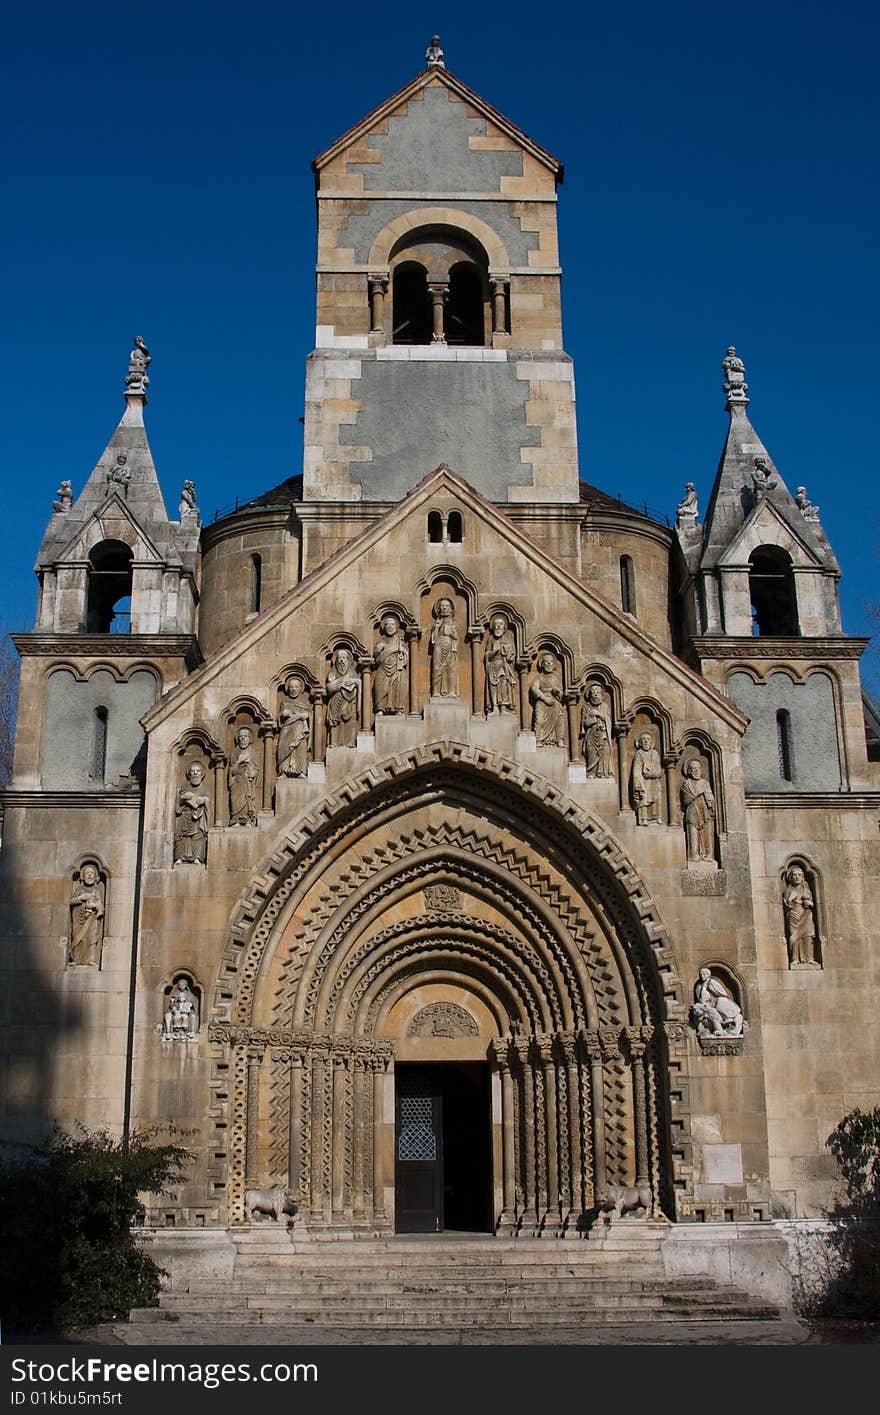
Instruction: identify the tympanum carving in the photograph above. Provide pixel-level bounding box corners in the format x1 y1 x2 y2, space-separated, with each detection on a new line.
408 1003 478 1038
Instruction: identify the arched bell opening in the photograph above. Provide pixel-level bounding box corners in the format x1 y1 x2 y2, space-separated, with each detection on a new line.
212 745 689 1234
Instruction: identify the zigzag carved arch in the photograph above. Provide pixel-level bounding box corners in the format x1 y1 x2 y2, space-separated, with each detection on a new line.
211 742 687 1033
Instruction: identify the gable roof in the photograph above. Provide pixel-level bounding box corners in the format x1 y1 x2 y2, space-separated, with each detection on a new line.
312 66 563 180
143 464 746 734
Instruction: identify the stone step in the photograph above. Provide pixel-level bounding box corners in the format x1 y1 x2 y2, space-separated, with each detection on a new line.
180 1274 702 1297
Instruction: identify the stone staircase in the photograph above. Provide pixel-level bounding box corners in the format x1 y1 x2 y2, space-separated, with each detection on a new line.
127 1224 783 1333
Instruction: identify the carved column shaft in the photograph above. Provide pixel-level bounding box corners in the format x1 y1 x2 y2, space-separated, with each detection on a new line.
490 278 507 335
499 1056 516 1224
428 282 448 343
352 1059 366 1220
212 756 226 827
615 730 628 812
585 1039 608 1201
288 1054 303 1199
405 629 420 715
368 275 388 334
631 1042 650 1187
565 693 580 765
245 1047 263 1183
310 1053 327 1221
514 1044 536 1224
331 1056 347 1216
260 728 274 812
359 662 373 733
540 1044 560 1223
468 631 484 716
311 692 326 762
372 1060 387 1219
664 757 678 827
516 661 530 732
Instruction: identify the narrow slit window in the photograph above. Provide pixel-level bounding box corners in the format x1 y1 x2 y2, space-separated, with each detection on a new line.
777 708 795 781
447 511 463 543
93 706 108 781
620 556 636 616
427 511 444 544
251 554 262 613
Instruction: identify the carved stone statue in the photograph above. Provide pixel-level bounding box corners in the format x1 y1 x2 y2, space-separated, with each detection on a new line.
52 480 73 513
783 865 820 967
277 675 311 778
125 335 151 393
163 976 199 1040
795 486 820 523
430 597 459 697
579 683 613 778
675 482 699 526
721 346 748 403
107 452 130 496
751 457 776 501
680 758 716 864
179 479 200 523
68 862 105 967
228 726 260 825
326 649 360 746
425 34 445 67
373 615 408 715
484 614 517 713
530 652 565 747
173 761 210 864
690 967 747 1038
631 731 662 825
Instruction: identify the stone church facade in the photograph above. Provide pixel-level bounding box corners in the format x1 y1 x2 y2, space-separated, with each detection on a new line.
2 51 879 1259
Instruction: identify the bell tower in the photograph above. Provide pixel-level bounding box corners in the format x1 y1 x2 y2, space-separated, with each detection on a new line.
304 39 578 504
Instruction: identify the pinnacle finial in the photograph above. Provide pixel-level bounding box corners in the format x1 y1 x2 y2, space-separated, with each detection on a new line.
125 335 151 396
426 35 445 68
722 345 748 409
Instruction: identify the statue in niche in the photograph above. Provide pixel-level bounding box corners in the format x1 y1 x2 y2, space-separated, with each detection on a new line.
277 675 311 777
179 479 200 523
52 480 73 513
107 452 130 496
228 726 259 825
530 652 565 747
680 758 716 864
430 597 459 697
485 614 517 713
326 648 360 746
125 335 151 392
691 967 747 1038
631 731 662 824
162 976 199 1041
173 761 210 864
68 862 105 967
783 865 820 967
579 683 613 778
373 614 408 715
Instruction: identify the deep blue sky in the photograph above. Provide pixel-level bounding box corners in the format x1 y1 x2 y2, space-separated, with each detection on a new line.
3 1 878 686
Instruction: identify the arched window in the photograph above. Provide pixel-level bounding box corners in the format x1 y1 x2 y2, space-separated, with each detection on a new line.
447 511 463 544
92 706 108 781
446 262 485 346
776 708 795 781
392 262 432 345
620 556 636 616
86 540 133 633
427 511 444 544
251 554 262 614
749 546 799 636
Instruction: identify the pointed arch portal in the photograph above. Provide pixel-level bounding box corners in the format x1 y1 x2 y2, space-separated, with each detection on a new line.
209 744 692 1233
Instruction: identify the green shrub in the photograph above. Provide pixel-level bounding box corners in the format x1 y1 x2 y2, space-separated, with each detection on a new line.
0 1124 189 1333
821 1107 880 1317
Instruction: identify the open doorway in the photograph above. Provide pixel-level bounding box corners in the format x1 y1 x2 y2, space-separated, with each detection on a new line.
394 1062 492 1233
